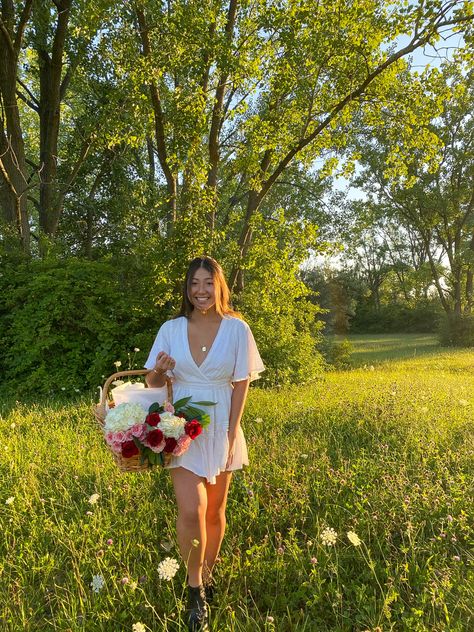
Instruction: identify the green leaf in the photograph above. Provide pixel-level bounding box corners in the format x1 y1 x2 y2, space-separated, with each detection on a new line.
173 396 192 409
193 400 217 406
148 402 162 413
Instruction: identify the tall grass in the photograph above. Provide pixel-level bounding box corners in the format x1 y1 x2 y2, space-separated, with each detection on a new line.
1 346 473 631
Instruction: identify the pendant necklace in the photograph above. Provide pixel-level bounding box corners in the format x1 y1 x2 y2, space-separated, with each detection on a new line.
200 310 208 352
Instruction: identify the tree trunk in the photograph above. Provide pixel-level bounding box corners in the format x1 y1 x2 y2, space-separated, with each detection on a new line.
0 0 32 252
37 0 71 238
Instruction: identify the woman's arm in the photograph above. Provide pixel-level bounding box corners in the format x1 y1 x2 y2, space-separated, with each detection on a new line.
226 378 250 468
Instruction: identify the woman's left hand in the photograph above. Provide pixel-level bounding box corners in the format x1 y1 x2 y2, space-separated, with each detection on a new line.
226 430 237 469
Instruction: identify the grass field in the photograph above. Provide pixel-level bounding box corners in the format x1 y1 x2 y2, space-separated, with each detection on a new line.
1 336 473 631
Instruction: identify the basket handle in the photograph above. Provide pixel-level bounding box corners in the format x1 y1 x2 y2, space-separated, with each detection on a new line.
100 369 173 408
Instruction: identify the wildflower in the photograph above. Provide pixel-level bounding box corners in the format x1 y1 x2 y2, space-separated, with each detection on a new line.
134 347 140 353
121 577 130 585
129 581 138 591
255 417 263 423
10 422 16 429
347 531 362 546
320 527 338 546
453 555 461 562
90 574 105 593
277 547 284 555
310 557 317 565
74 388 80 393
157 557 179 581
106 538 113 546
5 496 14 505
86 511 93 516
300 454 309 459
192 539 200 547
132 624 146 632
88 493 100 505
96 549 104 558
114 360 122 368
447 514 453 522
61 387 66 391
266 615 274 623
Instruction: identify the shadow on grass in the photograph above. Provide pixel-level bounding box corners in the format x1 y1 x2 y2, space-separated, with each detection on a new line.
345 334 443 366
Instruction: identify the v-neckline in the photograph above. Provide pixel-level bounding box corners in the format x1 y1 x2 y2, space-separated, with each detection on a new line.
185 316 225 370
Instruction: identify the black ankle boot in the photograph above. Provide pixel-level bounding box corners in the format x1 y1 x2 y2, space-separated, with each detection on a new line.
187 584 209 631
204 576 215 603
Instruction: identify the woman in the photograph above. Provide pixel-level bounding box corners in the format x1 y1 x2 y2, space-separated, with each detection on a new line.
144 256 264 631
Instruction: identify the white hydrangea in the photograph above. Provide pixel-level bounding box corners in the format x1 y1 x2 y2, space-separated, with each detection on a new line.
104 402 146 432
158 412 186 439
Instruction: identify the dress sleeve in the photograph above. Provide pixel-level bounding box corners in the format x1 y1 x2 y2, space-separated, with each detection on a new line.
232 321 265 383
144 321 171 370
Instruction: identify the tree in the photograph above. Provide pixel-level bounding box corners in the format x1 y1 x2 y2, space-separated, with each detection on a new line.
354 63 474 318
115 0 474 290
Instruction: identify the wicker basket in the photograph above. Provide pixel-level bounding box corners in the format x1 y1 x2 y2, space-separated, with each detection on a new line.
94 369 173 472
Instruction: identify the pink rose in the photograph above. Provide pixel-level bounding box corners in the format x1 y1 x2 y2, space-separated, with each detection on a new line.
115 430 126 443
173 435 192 456
164 401 175 413
131 423 146 439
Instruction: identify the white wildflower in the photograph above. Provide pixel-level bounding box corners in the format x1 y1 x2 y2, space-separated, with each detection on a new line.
320 527 338 546
88 493 100 505
132 623 146 632
157 557 179 581
90 574 105 593
255 417 263 424
347 531 362 546
114 360 122 368
134 347 140 353
5 496 15 505
157 412 186 439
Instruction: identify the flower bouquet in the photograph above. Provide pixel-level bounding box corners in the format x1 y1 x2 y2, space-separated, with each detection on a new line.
102 395 215 470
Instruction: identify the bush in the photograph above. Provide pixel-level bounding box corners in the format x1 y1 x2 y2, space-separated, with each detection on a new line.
319 337 354 369
438 313 474 347
0 258 168 397
350 301 441 334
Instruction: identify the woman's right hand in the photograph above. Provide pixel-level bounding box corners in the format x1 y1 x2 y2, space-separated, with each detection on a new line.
153 351 176 375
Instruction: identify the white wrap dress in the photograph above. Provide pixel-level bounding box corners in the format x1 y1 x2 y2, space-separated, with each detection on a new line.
144 315 264 484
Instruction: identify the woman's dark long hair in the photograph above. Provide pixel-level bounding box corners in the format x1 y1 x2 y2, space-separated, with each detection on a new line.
177 256 241 319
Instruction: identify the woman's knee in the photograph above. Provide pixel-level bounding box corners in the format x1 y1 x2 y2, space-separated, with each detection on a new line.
206 506 226 527
178 504 206 528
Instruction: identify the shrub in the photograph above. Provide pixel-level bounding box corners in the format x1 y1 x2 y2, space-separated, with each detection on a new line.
438 313 474 347
0 258 167 397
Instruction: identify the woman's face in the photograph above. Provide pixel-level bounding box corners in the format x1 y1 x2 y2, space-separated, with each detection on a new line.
188 267 217 312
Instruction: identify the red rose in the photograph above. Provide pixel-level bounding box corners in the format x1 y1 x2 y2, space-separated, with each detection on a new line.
122 440 139 458
146 412 161 427
177 413 186 418
147 428 164 447
185 420 202 440
164 437 177 453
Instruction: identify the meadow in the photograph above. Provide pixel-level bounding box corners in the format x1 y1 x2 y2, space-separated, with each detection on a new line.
1 337 473 631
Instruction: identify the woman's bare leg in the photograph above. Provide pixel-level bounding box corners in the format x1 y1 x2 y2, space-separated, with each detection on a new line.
204 471 233 577
170 467 208 587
